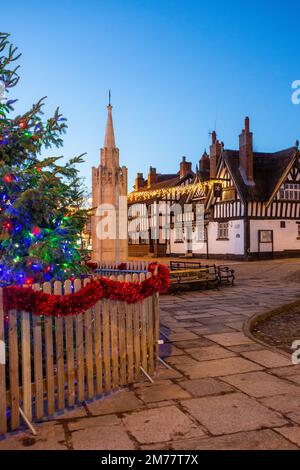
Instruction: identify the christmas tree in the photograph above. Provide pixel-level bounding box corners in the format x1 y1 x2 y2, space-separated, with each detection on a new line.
0 32 89 286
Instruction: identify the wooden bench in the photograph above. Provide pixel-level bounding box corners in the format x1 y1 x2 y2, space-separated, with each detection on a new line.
169 268 219 292
170 261 235 287
216 265 235 285
170 261 203 271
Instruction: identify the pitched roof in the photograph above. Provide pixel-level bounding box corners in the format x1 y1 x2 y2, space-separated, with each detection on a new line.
148 175 180 190
223 147 298 202
133 172 194 192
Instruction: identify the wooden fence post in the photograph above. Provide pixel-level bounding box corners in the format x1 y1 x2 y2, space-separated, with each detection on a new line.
125 274 134 384
43 282 55 415
94 299 103 395
117 275 126 386
64 280 75 407
132 273 141 380
83 279 94 399
140 273 148 372
146 273 154 375
9 309 19 430
102 298 111 392
32 284 44 420
0 288 7 434
21 310 32 421
54 281 65 410
110 276 119 389
153 292 160 371
74 279 84 402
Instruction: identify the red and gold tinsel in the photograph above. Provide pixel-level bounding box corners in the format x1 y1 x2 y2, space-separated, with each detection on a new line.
3 263 170 317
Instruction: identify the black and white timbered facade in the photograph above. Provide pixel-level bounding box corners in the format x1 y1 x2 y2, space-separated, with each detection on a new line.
203 144 300 259
129 117 300 260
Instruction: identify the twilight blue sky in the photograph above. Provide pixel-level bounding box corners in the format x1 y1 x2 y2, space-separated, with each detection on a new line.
4 0 300 190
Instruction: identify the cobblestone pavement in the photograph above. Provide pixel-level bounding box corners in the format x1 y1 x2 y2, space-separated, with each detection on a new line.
1 259 300 450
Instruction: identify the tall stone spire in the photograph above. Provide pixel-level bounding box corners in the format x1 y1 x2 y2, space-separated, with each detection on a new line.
92 98 128 264
104 92 116 148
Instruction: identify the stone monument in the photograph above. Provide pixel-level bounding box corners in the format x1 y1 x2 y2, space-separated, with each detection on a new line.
91 96 128 263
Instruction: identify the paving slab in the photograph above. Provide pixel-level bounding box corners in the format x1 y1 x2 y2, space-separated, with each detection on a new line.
155 366 184 380
241 350 293 368
179 378 234 397
146 400 175 409
275 425 300 447
123 405 205 444
187 345 236 361
85 390 143 416
284 375 300 385
227 343 266 353
172 338 214 349
192 325 234 334
170 429 297 450
68 414 120 431
55 405 88 420
162 331 200 342
286 411 300 424
205 332 254 346
222 371 300 398
172 356 263 379
259 394 300 414
135 381 191 403
0 422 66 450
72 424 135 450
159 343 184 357
270 365 300 378
181 392 287 435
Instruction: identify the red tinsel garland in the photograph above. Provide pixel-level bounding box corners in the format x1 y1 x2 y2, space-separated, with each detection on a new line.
3 263 170 317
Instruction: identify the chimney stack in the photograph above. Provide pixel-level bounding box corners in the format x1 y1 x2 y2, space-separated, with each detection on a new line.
180 156 192 178
239 116 253 183
209 131 222 179
135 172 145 191
147 166 158 189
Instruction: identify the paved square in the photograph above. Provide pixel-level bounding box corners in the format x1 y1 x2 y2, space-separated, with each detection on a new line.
222 371 300 398
241 350 293 368
204 332 254 346
72 424 135 450
179 378 234 397
122 405 205 444
181 392 287 435
135 381 190 403
171 356 263 379
171 429 297 450
187 345 236 361
1 259 300 450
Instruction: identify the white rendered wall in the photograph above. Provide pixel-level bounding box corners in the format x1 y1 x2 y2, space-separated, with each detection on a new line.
170 228 187 254
192 236 208 255
208 220 245 256
250 219 300 253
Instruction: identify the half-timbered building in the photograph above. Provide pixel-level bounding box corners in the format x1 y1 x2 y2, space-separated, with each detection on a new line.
204 118 300 259
128 157 195 257
128 117 300 260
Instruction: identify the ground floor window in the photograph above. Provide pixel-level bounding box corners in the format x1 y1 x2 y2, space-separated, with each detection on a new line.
217 221 229 239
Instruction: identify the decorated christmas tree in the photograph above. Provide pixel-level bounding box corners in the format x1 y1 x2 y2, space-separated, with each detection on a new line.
0 32 89 285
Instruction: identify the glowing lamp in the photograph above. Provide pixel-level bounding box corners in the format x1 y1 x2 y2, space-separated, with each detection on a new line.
3 174 13 183
3 221 12 231
32 226 41 237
